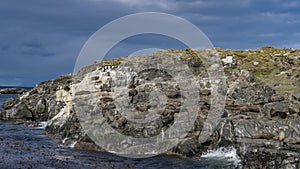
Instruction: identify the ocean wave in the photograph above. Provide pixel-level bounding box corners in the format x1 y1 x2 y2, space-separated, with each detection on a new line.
36 121 48 129
200 146 242 168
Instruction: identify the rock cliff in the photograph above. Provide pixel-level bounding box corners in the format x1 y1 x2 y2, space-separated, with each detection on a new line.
1 47 300 168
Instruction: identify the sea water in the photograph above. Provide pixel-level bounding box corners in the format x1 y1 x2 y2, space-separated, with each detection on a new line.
0 94 242 169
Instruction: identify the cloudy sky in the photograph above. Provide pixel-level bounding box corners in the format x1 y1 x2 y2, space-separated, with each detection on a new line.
1 0 300 86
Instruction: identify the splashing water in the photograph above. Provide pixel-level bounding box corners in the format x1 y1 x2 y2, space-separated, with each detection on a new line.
36 121 48 129
201 147 242 168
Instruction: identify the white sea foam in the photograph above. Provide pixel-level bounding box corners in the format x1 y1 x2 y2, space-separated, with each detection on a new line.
201 147 242 168
62 137 68 144
61 138 77 148
36 121 48 129
68 141 77 148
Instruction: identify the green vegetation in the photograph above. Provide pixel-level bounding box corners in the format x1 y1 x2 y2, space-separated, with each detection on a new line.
101 57 124 67
99 47 300 94
217 47 300 94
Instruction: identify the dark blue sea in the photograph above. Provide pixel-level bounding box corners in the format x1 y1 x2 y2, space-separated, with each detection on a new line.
0 94 241 169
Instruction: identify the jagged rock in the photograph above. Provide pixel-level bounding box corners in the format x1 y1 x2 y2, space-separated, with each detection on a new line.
263 102 289 118
172 136 200 157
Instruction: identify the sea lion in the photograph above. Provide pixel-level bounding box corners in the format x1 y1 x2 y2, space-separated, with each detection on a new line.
251 133 275 140
273 130 285 141
278 130 285 141
229 114 252 120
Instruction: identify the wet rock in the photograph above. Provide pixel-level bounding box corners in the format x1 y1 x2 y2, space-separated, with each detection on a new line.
172 136 200 157
74 141 103 152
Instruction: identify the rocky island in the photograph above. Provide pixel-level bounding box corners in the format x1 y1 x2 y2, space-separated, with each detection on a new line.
1 47 300 168
0 87 29 95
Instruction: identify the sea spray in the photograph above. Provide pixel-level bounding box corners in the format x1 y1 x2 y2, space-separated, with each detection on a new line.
62 137 68 144
201 147 242 168
68 141 77 148
36 121 48 129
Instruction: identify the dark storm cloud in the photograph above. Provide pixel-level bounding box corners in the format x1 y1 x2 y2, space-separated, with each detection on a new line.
165 0 300 49
0 0 299 86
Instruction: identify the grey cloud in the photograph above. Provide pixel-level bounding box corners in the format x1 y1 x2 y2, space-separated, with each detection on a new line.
22 41 42 49
0 45 9 51
0 0 299 86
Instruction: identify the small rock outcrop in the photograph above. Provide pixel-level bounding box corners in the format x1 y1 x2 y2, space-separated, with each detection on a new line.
0 88 29 94
1 75 73 121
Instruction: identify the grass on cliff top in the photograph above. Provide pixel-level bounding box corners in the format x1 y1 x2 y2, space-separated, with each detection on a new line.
217 46 300 94
157 47 300 94
39 74 74 86
101 57 124 67
99 47 300 94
